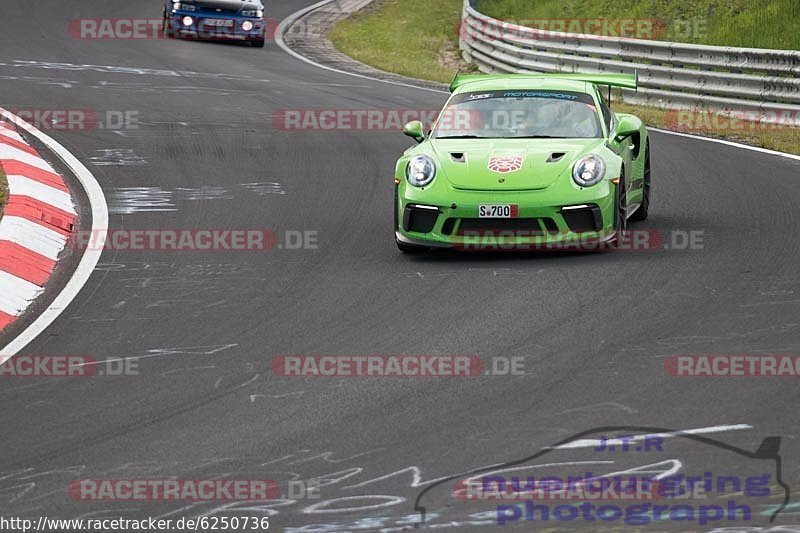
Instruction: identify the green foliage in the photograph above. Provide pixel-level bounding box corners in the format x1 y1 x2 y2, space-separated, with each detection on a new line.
476 0 800 49
329 0 464 83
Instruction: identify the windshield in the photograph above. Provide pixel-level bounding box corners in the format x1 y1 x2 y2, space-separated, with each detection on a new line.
433 90 602 139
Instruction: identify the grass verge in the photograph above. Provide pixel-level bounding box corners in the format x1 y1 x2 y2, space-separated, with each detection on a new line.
613 102 800 156
329 0 467 84
328 0 800 155
476 0 800 50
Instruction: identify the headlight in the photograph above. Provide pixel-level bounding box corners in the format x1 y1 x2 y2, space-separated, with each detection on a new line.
406 155 436 187
572 154 606 187
173 2 197 12
241 9 264 17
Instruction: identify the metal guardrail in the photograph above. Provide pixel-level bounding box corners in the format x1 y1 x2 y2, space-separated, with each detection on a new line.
460 0 800 120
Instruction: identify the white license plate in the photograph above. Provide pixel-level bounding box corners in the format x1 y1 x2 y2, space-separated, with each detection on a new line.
478 204 518 218
204 19 234 27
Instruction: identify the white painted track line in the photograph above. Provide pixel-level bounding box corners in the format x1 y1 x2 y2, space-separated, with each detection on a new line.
275 0 447 95
649 127 800 162
0 108 108 358
276 0 800 163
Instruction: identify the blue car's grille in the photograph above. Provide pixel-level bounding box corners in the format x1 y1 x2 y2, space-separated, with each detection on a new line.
195 6 239 15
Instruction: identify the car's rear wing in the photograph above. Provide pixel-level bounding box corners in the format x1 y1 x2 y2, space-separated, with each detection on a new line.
449 72 638 92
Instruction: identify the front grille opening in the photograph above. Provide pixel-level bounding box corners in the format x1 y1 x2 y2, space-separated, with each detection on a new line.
542 217 559 233
403 206 439 233
195 1 240 14
441 218 457 235
450 153 466 163
547 152 567 162
562 206 603 233
457 218 544 236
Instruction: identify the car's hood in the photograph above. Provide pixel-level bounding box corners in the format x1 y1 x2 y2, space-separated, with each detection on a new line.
430 138 606 191
190 0 261 12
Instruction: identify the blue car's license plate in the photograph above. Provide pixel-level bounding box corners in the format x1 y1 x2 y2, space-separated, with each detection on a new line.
204 19 234 27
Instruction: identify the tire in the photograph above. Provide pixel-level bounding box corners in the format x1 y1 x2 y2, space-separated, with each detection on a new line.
630 141 651 222
162 14 176 39
251 39 265 48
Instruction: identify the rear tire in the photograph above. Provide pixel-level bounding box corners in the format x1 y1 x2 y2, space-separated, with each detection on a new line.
631 141 651 222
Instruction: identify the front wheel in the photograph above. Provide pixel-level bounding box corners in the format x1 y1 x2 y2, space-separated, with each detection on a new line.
250 39 265 48
162 14 176 38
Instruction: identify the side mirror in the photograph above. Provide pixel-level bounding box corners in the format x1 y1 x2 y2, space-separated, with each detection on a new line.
614 115 641 141
403 120 426 143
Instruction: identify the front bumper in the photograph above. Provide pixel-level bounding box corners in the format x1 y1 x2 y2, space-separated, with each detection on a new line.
395 180 618 250
167 13 266 40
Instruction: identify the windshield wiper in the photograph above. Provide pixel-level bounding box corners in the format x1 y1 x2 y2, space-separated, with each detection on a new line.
510 135 564 139
435 135 488 139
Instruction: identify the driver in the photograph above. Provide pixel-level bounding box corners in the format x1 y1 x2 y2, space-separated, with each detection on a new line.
565 103 601 137
520 99 568 136
523 99 599 137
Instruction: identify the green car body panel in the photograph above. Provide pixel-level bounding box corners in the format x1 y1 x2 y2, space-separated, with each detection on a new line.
394 73 650 250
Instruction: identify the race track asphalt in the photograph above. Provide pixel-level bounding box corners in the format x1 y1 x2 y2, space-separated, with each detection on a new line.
1 1 799 530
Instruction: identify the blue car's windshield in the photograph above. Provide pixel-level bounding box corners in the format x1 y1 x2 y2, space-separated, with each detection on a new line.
433 90 602 139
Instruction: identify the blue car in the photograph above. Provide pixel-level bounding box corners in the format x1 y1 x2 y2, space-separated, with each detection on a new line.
163 0 267 47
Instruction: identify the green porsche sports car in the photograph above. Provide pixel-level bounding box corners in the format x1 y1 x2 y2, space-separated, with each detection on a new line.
394 73 650 252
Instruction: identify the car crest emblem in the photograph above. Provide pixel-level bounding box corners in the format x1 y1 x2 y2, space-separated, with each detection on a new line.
488 155 523 174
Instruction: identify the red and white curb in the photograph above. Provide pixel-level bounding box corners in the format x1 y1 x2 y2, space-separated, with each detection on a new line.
0 120 76 332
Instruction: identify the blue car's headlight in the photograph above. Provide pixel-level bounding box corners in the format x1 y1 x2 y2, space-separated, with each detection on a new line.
572 154 606 187
172 2 197 12
241 9 264 17
406 155 436 187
